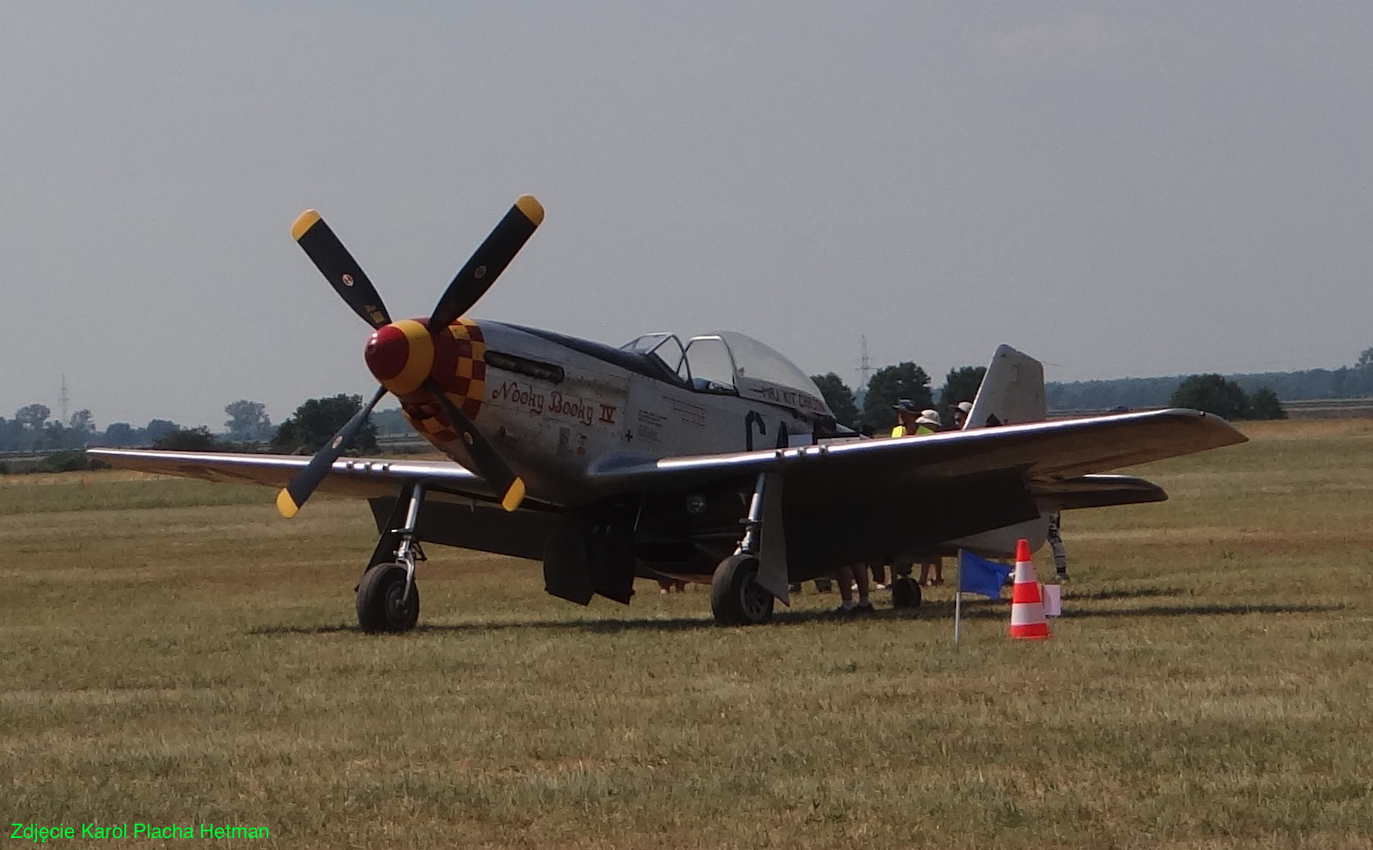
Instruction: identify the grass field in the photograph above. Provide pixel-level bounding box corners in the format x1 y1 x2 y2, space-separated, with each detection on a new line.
4 419 1373 848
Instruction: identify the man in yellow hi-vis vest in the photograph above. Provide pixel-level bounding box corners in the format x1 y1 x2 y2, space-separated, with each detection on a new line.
891 400 940 437
888 401 944 586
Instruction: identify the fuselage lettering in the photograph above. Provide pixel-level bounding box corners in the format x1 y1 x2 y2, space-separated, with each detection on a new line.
490 380 544 415
549 391 594 427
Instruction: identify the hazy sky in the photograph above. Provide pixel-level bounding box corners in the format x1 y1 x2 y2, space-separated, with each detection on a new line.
4 4 1371 428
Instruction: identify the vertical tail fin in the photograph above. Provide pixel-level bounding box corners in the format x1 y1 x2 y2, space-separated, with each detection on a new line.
964 344 1046 429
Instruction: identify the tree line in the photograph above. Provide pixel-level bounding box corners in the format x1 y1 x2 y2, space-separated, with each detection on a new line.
0 397 413 457
1046 347 1373 412
810 363 987 434
812 357 1301 432
7 343 1353 461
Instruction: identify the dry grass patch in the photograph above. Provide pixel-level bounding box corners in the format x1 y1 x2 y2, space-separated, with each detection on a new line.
4 422 1373 848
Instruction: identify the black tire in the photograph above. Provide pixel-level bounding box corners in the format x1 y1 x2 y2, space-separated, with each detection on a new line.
710 554 775 625
891 575 922 609
356 563 420 633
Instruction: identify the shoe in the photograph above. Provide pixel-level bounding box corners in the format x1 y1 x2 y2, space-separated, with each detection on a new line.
833 603 856 616
853 600 875 614
931 579 945 586
1056 572 1069 583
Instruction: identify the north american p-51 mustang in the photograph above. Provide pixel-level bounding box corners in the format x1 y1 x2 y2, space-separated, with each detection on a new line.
91 196 1247 631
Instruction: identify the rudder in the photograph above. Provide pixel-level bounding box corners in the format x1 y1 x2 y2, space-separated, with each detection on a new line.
964 344 1046 429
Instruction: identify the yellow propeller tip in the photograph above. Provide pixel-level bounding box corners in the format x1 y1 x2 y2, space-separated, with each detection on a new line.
500 478 526 512
276 489 301 519
291 209 321 241
515 195 544 227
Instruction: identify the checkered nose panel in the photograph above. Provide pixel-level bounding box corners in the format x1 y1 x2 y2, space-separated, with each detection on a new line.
401 318 486 441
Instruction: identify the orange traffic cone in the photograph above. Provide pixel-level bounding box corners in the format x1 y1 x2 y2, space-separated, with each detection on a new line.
1009 538 1050 640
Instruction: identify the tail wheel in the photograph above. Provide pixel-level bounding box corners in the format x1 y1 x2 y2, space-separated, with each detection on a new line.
357 563 420 633
710 554 775 626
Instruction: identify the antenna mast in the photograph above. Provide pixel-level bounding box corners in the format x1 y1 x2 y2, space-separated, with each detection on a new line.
60 375 70 423
859 336 871 389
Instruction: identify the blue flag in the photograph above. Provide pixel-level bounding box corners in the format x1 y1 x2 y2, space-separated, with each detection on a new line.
958 550 1013 599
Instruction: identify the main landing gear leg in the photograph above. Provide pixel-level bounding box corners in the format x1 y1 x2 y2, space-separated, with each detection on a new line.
357 482 426 633
711 472 779 626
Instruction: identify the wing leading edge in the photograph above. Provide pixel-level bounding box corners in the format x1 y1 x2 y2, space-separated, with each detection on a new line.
586 408 1247 500
86 448 505 507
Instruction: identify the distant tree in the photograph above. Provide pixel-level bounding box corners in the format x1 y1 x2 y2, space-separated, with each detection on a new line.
1248 387 1287 420
0 417 22 451
146 419 179 443
861 362 933 433
15 403 50 434
271 394 376 454
1358 347 1373 369
68 409 95 437
154 426 221 451
1170 374 1252 420
370 407 411 436
40 421 68 451
937 366 986 420
810 372 860 430
101 422 141 446
224 399 272 441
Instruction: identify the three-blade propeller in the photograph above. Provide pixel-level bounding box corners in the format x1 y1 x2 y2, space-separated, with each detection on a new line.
276 196 544 518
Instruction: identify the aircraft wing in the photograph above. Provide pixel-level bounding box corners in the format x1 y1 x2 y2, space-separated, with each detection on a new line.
86 448 507 507
588 408 1246 497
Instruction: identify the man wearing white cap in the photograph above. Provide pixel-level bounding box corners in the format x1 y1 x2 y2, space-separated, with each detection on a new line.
952 400 972 430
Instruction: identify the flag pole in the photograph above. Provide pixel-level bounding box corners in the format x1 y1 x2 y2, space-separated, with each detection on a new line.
954 549 964 643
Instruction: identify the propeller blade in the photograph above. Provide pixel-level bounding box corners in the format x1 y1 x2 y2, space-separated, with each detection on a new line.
276 386 387 518
423 378 526 512
292 210 393 329
428 195 543 331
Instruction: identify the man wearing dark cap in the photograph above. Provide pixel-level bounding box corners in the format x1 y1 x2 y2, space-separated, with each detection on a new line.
891 400 939 438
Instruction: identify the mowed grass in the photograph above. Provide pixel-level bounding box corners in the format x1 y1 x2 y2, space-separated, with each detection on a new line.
4 421 1373 849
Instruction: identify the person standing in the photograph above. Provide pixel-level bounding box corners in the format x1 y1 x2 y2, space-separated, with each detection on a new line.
890 402 944 586
891 400 919 437
833 563 874 614
891 400 939 437
1047 511 1069 581
952 400 972 430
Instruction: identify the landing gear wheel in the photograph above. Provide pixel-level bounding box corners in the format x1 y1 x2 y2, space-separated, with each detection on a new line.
891 575 922 609
710 554 775 625
356 563 420 633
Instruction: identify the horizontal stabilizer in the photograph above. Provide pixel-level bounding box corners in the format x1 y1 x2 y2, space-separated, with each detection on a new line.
1030 474 1167 511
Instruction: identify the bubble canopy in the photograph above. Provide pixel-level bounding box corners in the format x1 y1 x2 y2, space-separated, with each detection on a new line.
621 331 832 418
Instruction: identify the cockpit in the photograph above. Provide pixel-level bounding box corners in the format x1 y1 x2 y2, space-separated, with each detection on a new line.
620 331 832 418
